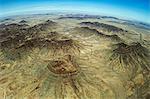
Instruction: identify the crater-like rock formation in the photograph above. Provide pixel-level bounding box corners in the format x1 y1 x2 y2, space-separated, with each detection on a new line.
110 42 150 77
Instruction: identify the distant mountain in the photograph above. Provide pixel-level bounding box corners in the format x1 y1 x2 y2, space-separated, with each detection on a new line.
72 26 122 41
58 14 119 20
80 21 128 33
108 19 150 31
58 14 150 31
122 20 150 30
58 14 101 20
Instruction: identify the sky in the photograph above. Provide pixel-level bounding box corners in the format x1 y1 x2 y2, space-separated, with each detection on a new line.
0 0 150 23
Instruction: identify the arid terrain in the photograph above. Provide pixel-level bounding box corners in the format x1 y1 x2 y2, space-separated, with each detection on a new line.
0 13 150 99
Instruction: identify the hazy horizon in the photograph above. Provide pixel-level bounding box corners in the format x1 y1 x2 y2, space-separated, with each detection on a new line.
0 0 150 23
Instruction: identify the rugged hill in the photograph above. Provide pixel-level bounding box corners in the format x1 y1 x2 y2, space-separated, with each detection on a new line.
80 21 128 33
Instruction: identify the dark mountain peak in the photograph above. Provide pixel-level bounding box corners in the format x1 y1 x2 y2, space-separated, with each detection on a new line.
19 20 27 23
46 20 57 24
